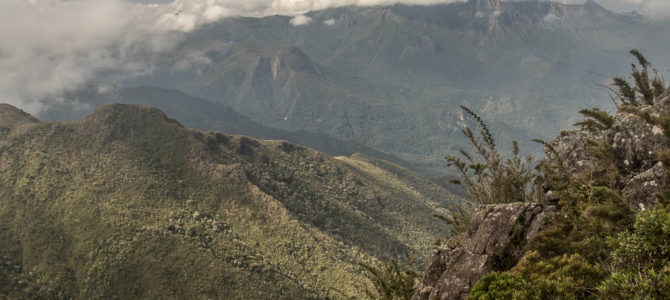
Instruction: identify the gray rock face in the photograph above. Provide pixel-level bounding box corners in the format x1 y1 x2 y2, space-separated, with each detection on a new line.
469 0 502 11
543 102 670 210
621 162 668 211
545 130 600 177
413 202 555 300
606 113 668 180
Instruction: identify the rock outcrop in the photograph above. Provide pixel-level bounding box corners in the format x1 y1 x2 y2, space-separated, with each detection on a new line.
544 99 670 210
544 130 600 177
413 202 555 300
606 112 668 181
415 97 670 299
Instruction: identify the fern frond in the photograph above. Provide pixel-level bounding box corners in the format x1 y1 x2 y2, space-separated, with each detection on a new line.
630 49 649 67
613 77 638 106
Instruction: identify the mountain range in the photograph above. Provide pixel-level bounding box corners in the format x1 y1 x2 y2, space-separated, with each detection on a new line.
43 0 670 175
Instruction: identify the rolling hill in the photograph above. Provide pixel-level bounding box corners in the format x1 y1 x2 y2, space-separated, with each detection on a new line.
0 103 461 298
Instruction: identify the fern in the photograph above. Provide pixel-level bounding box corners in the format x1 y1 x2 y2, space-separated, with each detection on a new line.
574 108 614 135
610 50 667 107
447 107 538 206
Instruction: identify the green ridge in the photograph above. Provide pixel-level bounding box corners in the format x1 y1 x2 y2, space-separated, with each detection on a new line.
0 103 460 298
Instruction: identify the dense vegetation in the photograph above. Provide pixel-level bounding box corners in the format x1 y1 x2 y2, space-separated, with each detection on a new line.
469 50 670 299
0 104 460 298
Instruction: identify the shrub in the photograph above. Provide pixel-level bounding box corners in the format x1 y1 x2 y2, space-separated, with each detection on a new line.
599 208 670 298
359 253 419 300
470 252 605 300
607 208 670 271
510 251 604 300
446 106 538 205
469 272 533 300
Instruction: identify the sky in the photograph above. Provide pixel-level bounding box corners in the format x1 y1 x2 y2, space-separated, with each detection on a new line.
127 0 661 14
0 0 668 112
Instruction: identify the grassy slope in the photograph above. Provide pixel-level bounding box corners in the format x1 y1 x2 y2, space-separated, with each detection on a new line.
0 104 459 298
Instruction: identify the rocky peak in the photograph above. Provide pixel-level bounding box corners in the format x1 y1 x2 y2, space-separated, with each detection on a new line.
271 46 323 78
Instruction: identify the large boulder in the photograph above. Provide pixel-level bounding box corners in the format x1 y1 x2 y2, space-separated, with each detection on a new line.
544 130 600 178
605 112 669 180
621 162 668 211
413 202 555 300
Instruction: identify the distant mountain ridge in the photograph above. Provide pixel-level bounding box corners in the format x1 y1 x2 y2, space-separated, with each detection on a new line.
68 0 670 174
41 85 418 171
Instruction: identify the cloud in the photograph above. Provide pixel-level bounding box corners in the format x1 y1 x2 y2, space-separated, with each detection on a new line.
543 13 561 23
290 15 313 26
324 18 337 26
556 0 670 18
0 0 185 112
629 0 670 19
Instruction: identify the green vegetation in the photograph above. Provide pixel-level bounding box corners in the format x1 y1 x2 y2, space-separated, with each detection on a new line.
468 50 670 299
573 108 614 135
359 253 419 300
611 49 667 107
446 106 537 206
0 104 460 299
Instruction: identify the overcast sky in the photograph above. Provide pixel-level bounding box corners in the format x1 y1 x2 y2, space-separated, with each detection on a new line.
128 0 659 14
1 0 669 112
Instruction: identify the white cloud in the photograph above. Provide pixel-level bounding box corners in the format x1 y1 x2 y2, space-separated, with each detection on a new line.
324 18 337 26
543 13 561 23
556 0 670 18
0 0 472 114
290 15 313 26
0 0 180 112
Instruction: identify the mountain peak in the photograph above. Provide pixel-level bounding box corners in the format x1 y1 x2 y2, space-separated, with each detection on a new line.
275 46 323 76
468 0 502 11
582 0 609 12
81 104 184 135
0 103 40 128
